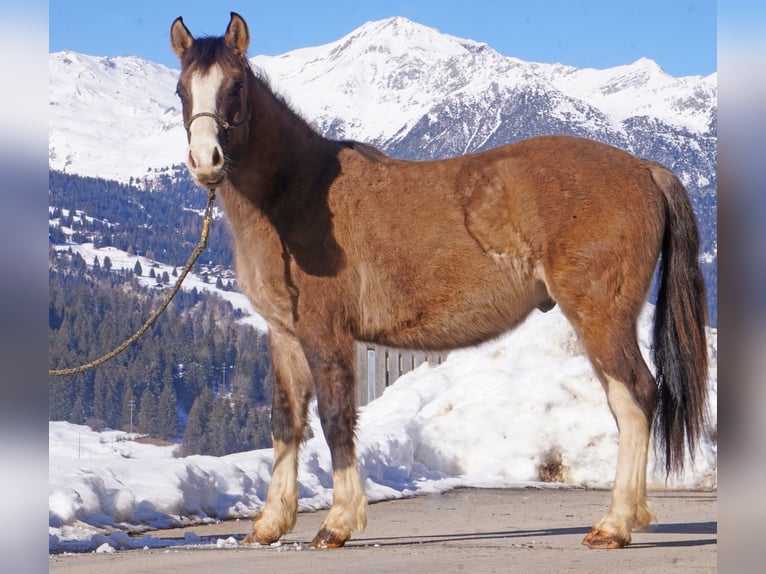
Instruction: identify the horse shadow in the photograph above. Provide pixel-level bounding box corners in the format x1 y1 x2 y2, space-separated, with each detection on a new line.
346 521 717 550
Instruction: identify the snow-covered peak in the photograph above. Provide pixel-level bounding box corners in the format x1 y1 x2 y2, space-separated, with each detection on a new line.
614 56 670 83
333 16 489 59
254 16 505 97
251 19 530 145
548 57 717 133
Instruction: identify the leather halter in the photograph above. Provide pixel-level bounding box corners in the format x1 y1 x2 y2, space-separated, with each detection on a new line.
184 106 251 135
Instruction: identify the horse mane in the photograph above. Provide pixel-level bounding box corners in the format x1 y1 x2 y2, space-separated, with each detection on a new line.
340 141 387 163
252 64 387 163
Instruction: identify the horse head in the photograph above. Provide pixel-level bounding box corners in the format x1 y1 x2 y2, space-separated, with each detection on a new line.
170 12 252 189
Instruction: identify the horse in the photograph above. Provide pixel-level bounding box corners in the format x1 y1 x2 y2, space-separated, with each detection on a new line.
170 12 708 549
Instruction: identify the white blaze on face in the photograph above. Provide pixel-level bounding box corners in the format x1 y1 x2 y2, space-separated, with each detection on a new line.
187 64 225 184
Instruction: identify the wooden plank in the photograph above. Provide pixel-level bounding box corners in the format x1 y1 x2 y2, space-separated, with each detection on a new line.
390 349 403 382
399 350 412 376
355 343 368 407
374 345 387 400
367 348 376 403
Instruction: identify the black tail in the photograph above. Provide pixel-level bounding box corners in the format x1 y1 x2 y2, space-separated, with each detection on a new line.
649 165 709 476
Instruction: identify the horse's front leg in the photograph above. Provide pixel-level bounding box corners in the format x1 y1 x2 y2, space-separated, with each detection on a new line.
305 336 367 548
243 330 313 545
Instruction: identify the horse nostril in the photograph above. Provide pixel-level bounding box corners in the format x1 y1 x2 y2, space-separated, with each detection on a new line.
212 147 222 167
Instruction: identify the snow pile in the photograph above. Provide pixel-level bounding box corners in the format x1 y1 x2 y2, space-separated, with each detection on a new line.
49 304 717 553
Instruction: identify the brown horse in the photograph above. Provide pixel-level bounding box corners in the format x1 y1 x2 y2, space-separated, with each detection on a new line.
170 13 708 549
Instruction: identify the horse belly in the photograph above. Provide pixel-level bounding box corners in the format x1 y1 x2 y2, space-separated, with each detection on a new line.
355 252 544 351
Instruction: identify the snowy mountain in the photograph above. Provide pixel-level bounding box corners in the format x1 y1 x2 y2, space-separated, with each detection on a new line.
253 18 716 171
49 16 716 185
49 51 186 181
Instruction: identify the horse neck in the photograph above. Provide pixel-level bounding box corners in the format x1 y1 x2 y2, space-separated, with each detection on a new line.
231 74 334 206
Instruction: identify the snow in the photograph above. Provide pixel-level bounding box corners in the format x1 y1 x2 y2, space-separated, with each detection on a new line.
49 303 717 553
548 58 718 134
48 17 716 182
49 50 186 181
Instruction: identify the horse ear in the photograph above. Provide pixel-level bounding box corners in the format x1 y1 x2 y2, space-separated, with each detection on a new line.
170 17 194 60
225 12 250 56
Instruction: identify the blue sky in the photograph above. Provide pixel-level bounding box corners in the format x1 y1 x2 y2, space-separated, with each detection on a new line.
49 0 717 77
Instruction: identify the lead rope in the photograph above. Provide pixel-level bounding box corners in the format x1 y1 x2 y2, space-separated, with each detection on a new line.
49 189 217 377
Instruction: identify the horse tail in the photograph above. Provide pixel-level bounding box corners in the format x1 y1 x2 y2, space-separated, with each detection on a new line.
649 164 709 476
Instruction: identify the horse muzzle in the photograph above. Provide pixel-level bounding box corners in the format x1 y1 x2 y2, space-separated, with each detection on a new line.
187 142 225 188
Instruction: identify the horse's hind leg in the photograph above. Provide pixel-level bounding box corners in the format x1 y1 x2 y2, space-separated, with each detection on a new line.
304 334 367 548
243 330 313 545
569 312 657 549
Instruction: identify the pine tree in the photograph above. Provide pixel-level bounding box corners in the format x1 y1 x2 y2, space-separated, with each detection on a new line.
176 360 210 413
137 388 159 436
49 378 74 421
228 400 249 452
246 405 272 450
70 396 86 425
133 260 143 276
182 388 214 455
157 382 179 441
92 369 121 428
208 396 235 456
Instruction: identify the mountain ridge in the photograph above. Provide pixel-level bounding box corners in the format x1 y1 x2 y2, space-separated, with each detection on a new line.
49 16 716 181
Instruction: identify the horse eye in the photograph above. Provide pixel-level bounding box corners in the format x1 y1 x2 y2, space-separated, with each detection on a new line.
176 84 188 101
228 82 243 98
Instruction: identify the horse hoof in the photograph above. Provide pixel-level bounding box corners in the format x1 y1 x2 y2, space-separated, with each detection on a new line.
582 528 629 549
242 530 280 546
310 527 349 549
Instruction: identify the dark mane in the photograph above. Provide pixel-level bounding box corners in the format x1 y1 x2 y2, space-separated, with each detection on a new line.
340 141 387 163
250 66 385 162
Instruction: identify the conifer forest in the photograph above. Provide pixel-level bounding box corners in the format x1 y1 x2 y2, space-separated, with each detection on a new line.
49 170 274 455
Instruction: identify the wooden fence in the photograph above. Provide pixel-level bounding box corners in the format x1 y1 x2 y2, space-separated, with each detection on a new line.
354 343 446 406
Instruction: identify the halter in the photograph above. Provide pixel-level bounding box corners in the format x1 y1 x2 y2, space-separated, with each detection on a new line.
184 105 251 135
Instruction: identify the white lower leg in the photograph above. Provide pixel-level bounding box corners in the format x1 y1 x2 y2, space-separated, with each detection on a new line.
321 465 368 538
251 440 299 541
595 376 652 540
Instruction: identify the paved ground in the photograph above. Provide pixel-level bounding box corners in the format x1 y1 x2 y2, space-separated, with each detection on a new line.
50 488 716 574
